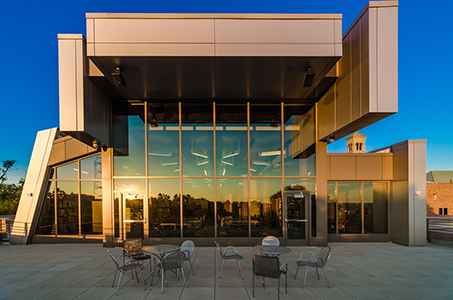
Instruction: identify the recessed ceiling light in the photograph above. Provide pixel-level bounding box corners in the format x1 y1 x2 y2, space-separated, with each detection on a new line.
133 66 140 71
287 67 294 71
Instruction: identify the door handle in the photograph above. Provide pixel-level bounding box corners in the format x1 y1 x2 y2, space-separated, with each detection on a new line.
285 218 308 222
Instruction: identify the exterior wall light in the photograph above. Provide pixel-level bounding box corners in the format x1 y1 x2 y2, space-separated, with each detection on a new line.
112 67 125 87
303 67 316 87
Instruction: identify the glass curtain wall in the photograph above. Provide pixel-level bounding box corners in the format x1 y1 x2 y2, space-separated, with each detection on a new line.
112 101 316 239
35 154 102 236
328 181 388 234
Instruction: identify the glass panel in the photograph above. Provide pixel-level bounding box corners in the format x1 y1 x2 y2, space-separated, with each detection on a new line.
80 154 102 180
182 104 213 176
217 178 248 237
286 194 306 239
56 181 79 235
148 103 180 176
36 181 55 235
250 178 282 237
114 179 146 239
364 182 388 234
311 193 317 237
56 161 78 179
284 178 316 191
149 179 181 238
327 182 336 234
284 104 316 176
183 178 215 237
113 103 146 176
250 104 281 176
216 104 248 177
338 182 362 234
81 181 102 234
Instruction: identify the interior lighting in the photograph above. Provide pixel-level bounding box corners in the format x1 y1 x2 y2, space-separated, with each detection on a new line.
112 67 126 87
303 67 315 87
259 150 282 157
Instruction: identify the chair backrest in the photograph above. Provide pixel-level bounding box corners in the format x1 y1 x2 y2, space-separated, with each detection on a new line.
318 246 332 267
181 240 195 259
123 238 143 256
252 254 280 278
163 252 185 269
215 241 224 258
262 236 280 246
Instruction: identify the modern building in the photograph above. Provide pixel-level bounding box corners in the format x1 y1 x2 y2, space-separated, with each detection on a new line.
11 1 427 247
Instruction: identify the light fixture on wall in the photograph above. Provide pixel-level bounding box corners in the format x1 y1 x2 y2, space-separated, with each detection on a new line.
112 67 126 87
303 67 316 87
270 119 279 128
150 119 159 128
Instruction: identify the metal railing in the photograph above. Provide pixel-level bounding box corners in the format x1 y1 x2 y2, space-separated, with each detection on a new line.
0 219 29 244
427 216 453 246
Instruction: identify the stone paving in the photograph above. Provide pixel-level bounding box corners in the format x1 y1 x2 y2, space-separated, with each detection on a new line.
1 242 453 299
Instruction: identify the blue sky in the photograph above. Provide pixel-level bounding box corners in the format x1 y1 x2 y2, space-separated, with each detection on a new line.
1 0 452 183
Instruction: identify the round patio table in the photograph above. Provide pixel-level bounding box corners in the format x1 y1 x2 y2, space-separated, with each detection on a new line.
143 244 181 293
252 245 291 256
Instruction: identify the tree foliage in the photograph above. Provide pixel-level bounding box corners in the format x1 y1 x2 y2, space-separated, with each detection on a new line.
0 160 23 215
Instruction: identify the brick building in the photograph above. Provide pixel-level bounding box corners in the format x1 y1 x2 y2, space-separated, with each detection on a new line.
426 171 453 216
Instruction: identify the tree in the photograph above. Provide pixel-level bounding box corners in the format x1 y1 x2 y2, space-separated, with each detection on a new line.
0 160 24 215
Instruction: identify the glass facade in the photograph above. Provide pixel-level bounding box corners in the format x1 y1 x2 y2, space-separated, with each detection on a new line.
111 101 316 238
36 154 102 236
328 181 388 235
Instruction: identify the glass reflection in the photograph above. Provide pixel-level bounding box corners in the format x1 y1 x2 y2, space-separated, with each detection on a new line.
113 103 146 176
216 104 248 176
284 104 316 176
217 178 248 237
56 181 79 235
364 182 388 234
149 179 181 238
327 183 336 234
338 182 362 233
182 104 213 176
250 104 282 176
56 161 78 179
183 178 215 237
80 154 102 180
250 178 282 237
114 179 146 239
81 181 102 234
148 103 180 176
284 178 316 191
36 181 55 235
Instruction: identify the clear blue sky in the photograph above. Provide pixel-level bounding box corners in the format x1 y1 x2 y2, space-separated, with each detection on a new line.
1 0 452 183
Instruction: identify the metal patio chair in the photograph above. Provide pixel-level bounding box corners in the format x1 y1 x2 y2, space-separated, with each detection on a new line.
261 236 280 246
252 254 287 300
162 251 187 288
181 240 196 276
215 241 243 278
122 238 152 271
294 246 332 288
107 250 146 296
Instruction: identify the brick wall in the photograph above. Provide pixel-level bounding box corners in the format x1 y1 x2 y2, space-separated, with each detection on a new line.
426 183 453 216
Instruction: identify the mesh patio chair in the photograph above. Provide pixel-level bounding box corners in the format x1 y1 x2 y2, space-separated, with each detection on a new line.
122 238 152 271
162 251 187 288
107 250 146 296
181 240 195 276
294 246 331 288
261 236 280 246
215 241 243 278
252 254 287 300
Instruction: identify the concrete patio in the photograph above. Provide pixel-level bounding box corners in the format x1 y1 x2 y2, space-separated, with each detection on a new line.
1 242 453 300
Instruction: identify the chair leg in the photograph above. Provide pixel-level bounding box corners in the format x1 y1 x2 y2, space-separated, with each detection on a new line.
135 270 139 282
294 265 300 279
277 275 280 300
189 259 195 276
235 260 243 278
323 267 330 288
140 269 146 292
316 267 320 280
116 272 123 296
303 265 309 288
181 267 187 288
218 258 225 278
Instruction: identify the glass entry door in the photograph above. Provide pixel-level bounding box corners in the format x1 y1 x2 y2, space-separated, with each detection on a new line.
120 193 145 240
284 190 310 245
